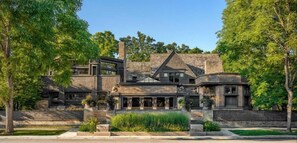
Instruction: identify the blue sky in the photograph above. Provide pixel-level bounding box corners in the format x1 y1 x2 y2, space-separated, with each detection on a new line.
78 0 226 51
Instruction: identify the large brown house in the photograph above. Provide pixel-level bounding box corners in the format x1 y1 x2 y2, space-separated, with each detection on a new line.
42 42 251 110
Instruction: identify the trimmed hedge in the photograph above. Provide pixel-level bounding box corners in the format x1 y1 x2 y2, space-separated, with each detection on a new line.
110 112 189 132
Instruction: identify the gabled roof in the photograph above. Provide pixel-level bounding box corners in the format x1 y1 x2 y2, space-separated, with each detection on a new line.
152 51 196 78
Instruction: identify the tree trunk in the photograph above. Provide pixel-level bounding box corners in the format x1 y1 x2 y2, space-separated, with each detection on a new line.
286 91 293 132
284 53 292 132
4 23 14 133
5 72 14 133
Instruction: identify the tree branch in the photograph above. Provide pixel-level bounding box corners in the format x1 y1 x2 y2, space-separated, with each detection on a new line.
273 6 286 31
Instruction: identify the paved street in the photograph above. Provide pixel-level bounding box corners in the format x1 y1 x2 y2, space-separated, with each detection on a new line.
0 139 296 143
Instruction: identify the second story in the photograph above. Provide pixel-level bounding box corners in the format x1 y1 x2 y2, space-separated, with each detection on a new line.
124 50 224 85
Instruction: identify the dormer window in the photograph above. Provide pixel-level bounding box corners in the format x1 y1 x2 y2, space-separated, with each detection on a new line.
168 72 183 83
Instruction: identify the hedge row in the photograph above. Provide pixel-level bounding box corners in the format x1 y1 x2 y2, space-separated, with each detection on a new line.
110 112 189 132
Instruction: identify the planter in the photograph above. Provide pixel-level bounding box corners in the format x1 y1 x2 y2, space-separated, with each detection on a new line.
77 131 95 136
96 124 110 132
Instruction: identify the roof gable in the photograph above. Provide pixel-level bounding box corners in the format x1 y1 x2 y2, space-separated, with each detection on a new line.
152 51 196 78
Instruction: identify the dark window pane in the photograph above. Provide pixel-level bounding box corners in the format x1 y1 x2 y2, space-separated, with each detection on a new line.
132 98 140 107
144 98 152 107
157 97 165 107
123 98 128 107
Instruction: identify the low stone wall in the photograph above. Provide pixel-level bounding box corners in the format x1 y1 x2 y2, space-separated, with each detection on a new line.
0 110 83 126
213 110 297 128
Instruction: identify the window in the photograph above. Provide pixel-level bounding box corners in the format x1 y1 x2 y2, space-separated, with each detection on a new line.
168 72 183 83
100 70 116 75
180 73 184 77
225 96 238 106
144 98 152 107
92 66 97 76
132 76 137 81
189 79 195 84
100 62 117 75
169 97 174 108
73 68 89 75
157 97 165 107
190 96 200 109
164 73 168 77
123 97 128 108
132 98 140 107
224 86 237 95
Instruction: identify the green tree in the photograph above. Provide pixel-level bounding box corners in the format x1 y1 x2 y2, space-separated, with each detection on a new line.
120 31 156 62
188 47 204 54
0 0 97 133
216 0 297 131
92 31 118 58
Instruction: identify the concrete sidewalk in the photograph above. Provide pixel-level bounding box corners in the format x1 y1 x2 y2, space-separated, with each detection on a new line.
0 128 296 140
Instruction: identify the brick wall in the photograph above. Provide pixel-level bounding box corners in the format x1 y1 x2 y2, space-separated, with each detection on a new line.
213 110 297 127
0 110 83 126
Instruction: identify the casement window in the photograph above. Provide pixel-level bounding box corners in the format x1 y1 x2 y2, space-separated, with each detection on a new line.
224 86 237 95
167 72 184 83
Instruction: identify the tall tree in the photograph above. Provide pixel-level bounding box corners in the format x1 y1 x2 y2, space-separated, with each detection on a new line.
0 0 97 133
120 31 156 62
189 47 204 54
216 0 297 131
92 31 118 58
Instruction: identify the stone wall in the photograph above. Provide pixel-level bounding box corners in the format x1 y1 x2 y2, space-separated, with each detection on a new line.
213 110 297 127
0 110 83 126
98 76 120 91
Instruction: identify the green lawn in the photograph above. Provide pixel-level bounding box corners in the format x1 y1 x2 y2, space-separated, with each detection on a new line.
230 130 297 136
0 130 67 136
0 126 72 136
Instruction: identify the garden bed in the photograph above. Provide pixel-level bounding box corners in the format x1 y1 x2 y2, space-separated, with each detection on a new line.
110 112 189 132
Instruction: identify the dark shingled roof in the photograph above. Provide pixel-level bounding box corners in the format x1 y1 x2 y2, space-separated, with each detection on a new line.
126 52 223 78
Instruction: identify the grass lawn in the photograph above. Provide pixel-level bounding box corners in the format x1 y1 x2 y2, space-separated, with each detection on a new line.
0 130 67 136
0 126 72 136
230 130 297 136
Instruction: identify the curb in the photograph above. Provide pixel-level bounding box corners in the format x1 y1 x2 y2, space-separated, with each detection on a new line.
0 135 296 140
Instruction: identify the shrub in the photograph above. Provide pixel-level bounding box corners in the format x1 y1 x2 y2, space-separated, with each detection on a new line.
78 117 99 132
110 112 189 132
203 121 220 131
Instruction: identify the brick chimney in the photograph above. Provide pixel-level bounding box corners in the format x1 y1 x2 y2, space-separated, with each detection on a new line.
118 42 127 82
118 42 126 60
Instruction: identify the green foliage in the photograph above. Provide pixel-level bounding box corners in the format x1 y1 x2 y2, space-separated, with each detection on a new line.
110 112 189 132
92 31 118 58
203 121 220 132
0 0 98 132
120 31 204 62
215 0 297 110
78 117 99 132
81 95 96 107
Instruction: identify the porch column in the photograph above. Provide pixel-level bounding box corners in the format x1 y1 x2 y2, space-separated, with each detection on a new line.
152 97 157 110
140 98 144 110
127 97 132 110
165 97 170 110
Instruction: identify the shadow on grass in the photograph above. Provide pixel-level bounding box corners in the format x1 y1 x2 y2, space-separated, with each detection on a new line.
0 130 67 136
